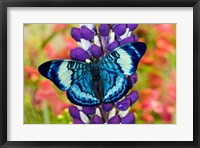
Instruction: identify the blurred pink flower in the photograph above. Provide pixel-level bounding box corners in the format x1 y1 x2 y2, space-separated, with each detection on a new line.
33 80 69 115
154 24 175 35
24 66 39 81
52 24 67 32
156 36 174 54
148 73 163 88
44 43 57 59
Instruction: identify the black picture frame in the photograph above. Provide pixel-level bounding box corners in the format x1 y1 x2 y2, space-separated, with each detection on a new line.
0 0 199 148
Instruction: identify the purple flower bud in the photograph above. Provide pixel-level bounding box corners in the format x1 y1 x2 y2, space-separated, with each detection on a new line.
71 27 82 42
89 44 103 58
112 24 126 36
108 115 121 124
119 36 134 45
80 26 94 40
116 98 131 111
69 106 80 119
99 24 110 37
102 103 113 112
73 118 85 124
92 115 104 124
128 73 138 88
127 24 138 31
107 41 119 52
121 112 135 124
82 107 96 115
70 47 90 61
125 91 139 106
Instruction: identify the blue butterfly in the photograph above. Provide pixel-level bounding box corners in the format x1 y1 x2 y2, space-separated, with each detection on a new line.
38 42 146 107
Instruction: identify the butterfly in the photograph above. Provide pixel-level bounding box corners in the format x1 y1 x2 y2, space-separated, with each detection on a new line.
38 42 146 107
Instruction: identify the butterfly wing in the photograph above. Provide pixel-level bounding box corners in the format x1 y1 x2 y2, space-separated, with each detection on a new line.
67 72 100 106
38 60 100 106
100 69 129 103
99 42 146 75
99 42 146 103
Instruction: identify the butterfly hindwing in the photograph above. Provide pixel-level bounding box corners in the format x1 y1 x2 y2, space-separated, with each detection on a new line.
99 42 146 75
67 72 100 106
100 68 129 103
38 60 100 106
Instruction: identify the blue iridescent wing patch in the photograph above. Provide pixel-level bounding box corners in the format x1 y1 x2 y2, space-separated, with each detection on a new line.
99 42 146 103
67 72 100 106
99 42 146 75
38 60 100 106
100 68 129 103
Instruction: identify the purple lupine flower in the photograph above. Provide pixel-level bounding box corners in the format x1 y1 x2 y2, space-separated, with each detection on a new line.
70 47 90 61
128 73 138 88
89 44 103 58
126 90 139 106
80 26 94 40
107 41 119 52
121 112 135 124
71 27 82 42
102 103 113 112
99 24 110 37
92 115 104 124
127 24 138 31
82 106 96 115
120 36 134 45
108 115 121 124
112 24 127 36
116 98 131 111
68 24 142 124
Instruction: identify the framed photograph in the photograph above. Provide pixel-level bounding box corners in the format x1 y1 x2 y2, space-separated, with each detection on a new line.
0 0 199 148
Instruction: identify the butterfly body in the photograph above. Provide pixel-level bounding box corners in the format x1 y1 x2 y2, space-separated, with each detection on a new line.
90 61 104 102
38 42 146 107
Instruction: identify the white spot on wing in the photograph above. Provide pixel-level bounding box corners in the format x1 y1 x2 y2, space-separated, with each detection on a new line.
58 62 72 89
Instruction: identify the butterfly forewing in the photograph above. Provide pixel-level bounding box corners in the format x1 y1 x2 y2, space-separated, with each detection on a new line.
99 42 146 75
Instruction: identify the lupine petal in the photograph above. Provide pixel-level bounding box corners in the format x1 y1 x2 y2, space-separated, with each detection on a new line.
102 103 113 112
116 98 131 111
108 32 115 44
121 112 135 124
119 28 130 40
125 90 139 106
99 24 110 37
73 118 85 124
79 39 91 51
80 26 94 40
71 27 82 42
89 44 103 58
95 108 102 117
92 115 104 124
118 108 130 118
84 24 97 34
80 111 90 123
107 41 119 51
70 47 90 61
94 36 101 47
119 36 134 45
127 24 138 31
82 107 96 115
69 106 80 119
108 108 116 119
112 24 126 36
128 73 138 88
107 115 121 124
